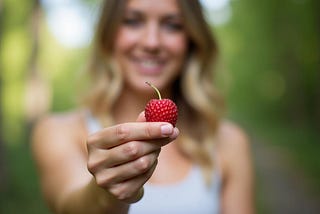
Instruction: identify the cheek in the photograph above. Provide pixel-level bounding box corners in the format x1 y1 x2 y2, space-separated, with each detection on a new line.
114 29 138 54
166 36 188 59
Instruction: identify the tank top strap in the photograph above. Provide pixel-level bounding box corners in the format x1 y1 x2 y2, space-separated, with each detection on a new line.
85 110 103 134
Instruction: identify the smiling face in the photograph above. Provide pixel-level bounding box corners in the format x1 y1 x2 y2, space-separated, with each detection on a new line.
113 0 188 94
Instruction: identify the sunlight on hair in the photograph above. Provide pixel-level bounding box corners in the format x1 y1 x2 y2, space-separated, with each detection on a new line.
41 0 231 48
200 0 232 26
201 0 230 10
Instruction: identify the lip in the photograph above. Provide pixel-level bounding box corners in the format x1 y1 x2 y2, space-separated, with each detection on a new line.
131 56 166 75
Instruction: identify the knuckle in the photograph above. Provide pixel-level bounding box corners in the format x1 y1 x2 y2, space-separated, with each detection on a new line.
109 184 142 202
86 135 96 150
135 156 151 173
109 184 128 200
87 155 99 174
144 124 154 138
86 133 104 151
87 151 108 174
87 159 97 174
95 172 114 188
95 174 105 187
115 124 130 142
123 141 140 159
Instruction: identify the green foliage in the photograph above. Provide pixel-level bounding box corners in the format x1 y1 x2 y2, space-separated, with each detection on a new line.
222 0 320 127
37 25 89 111
1 1 33 148
0 0 88 212
214 0 320 209
0 141 50 214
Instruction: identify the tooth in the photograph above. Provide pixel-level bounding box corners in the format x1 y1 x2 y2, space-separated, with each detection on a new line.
142 60 158 67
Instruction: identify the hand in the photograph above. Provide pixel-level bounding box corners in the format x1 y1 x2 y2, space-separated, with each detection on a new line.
86 112 179 203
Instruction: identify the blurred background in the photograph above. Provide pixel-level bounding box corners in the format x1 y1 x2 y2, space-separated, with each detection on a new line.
0 0 319 213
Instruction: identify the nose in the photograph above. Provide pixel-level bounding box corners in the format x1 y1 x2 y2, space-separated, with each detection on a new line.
141 23 161 51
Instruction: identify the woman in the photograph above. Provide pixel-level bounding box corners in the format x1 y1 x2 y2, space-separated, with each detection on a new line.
32 0 255 213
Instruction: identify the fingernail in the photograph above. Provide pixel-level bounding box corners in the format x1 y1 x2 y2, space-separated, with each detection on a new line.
161 124 173 136
171 127 179 138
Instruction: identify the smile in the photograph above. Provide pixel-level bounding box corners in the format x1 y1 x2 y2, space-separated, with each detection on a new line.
133 58 166 75
141 60 162 69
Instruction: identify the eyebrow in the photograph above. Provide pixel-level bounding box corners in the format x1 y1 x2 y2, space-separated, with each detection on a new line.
124 8 183 20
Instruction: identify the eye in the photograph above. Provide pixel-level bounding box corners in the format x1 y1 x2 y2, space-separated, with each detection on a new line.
163 22 183 32
122 17 142 28
162 16 184 32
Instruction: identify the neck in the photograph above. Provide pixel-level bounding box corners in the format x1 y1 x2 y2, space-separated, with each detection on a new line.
112 93 143 123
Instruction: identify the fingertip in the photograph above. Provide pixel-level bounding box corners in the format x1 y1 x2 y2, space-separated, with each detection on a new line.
172 127 180 139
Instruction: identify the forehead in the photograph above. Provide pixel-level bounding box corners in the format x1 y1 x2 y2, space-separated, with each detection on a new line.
125 0 181 16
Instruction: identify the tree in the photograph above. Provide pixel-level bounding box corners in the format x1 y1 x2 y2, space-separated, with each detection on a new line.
224 0 320 131
0 0 7 191
25 0 51 125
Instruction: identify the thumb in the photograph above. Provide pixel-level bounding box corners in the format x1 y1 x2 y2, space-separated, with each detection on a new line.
136 111 146 122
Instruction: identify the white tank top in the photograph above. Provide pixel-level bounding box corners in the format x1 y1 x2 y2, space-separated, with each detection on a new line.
86 112 221 214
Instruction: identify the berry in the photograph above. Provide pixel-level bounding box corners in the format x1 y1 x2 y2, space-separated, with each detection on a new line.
144 82 178 126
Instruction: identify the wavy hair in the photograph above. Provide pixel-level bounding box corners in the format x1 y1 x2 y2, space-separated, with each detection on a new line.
83 0 224 184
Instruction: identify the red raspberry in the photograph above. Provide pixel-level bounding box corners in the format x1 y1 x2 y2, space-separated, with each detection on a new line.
144 82 178 126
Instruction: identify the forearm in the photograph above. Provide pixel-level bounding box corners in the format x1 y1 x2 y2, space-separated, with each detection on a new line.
56 178 130 214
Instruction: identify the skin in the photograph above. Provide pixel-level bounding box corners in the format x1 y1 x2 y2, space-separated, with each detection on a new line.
114 0 187 96
32 0 255 213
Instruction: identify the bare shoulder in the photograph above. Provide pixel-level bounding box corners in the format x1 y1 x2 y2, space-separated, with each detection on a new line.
33 110 86 137
31 110 88 159
215 119 252 172
216 119 251 151
215 120 255 213
33 110 85 133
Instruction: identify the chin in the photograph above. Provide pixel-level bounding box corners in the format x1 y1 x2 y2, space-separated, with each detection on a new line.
122 65 180 94
124 76 169 94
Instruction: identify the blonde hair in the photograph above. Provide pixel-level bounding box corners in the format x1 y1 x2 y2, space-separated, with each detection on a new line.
83 0 224 184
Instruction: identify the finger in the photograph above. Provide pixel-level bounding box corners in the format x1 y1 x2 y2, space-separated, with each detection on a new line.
94 151 159 188
87 122 178 149
107 159 157 202
87 127 178 174
103 136 173 167
88 131 177 172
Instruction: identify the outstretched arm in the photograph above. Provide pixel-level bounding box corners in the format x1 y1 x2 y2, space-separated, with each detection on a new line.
32 112 179 214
